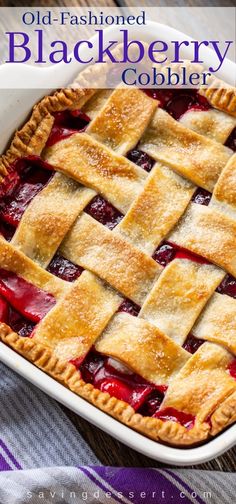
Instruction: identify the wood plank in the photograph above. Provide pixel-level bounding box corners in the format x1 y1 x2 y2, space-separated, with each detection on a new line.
118 0 235 8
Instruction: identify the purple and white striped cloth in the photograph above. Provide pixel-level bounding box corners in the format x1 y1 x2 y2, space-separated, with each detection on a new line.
0 361 235 504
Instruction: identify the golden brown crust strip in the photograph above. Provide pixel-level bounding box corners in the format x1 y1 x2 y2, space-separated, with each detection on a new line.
139 108 231 192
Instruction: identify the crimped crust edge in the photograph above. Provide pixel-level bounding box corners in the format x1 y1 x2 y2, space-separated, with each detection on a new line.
0 88 95 178
199 77 236 117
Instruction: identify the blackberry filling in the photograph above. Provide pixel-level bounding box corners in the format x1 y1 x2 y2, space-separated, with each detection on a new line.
153 242 176 267
85 195 123 229
127 149 155 172
79 352 167 412
0 269 56 323
0 157 53 239
46 109 90 147
47 254 83 282
0 166 52 227
229 359 236 379
225 127 236 152
216 274 236 298
146 88 210 119
183 334 205 354
192 188 211 206
118 298 141 317
153 242 210 267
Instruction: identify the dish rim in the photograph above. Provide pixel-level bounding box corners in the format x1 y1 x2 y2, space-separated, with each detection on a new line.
0 21 235 464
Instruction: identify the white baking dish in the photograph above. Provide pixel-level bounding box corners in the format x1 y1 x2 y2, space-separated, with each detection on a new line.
0 21 235 465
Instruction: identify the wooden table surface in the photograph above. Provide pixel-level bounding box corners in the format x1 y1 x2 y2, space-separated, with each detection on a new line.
0 0 235 471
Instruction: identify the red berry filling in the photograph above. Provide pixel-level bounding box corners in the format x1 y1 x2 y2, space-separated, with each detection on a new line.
154 407 195 430
229 359 236 379
174 247 210 265
46 110 90 147
77 351 104 383
216 274 236 298
0 269 56 323
192 187 211 206
146 89 211 120
0 221 15 241
127 149 155 172
0 294 34 337
0 269 56 337
166 91 210 120
47 253 83 282
0 157 53 199
138 390 165 417
79 351 167 412
98 376 153 410
0 294 8 323
153 241 209 267
0 167 52 227
85 195 123 229
8 306 35 337
153 242 176 267
225 127 236 152
183 333 205 354
118 298 140 317
0 157 53 239
0 171 20 200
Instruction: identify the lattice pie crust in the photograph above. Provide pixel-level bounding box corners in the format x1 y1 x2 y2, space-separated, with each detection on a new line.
0 79 236 446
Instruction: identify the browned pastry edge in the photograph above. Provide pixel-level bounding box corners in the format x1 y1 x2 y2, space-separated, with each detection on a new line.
210 391 236 435
0 323 212 446
199 77 236 117
0 88 95 179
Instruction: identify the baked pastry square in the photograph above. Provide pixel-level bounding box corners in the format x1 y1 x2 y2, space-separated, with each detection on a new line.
0 82 236 447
